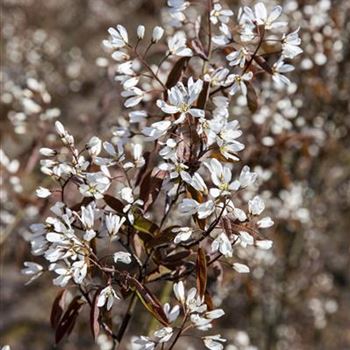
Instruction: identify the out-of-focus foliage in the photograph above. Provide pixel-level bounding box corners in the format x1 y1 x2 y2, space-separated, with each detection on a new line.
1 0 349 349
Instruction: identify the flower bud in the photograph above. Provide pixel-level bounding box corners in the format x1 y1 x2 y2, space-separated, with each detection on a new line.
137 25 145 40
152 26 164 43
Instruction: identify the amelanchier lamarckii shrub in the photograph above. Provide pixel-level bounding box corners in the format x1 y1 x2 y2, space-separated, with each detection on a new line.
22 1 302 349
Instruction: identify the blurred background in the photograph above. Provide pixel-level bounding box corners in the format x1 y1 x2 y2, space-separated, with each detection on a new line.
1 0 349 349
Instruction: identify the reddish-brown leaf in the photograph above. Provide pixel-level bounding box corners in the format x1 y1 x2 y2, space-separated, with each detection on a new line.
166 57 190 89
246 81 258 113
204 291 214 311
196 248 208 298
253 55 273 74
104 194 124 213
140 170 167 212
127 276 169 326
161 250 192 269
135 151 150 187
70 197 94 212
55 296 84 344
146 226 179 249
189 39 208 61
50 289 67 330
90 289 100 340
196 81 210 109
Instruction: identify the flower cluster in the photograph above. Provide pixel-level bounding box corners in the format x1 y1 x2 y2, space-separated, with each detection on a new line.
22 1 303 348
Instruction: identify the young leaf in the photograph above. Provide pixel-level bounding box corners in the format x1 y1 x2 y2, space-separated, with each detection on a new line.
133 214 160 236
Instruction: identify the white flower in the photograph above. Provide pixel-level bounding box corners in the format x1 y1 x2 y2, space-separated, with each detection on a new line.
137 25 145 39
257 217 274 228
178 199 204 218
212 23 232 46
211 232 232 257
159 138 177 160
22 261 43 275
122 87 145 108
156 77 204 124
182 172 208 194
129 110 147 123
233 262 250 273
81 204 95 229
204 158 239 198
97 286 119 310
229 204 245 220
72 260 88 284
239 166 257 188
243 3 286 30
282 27 303 59
113 251 132 264
124 143 145 169
36 186 51 198
163 303 180 322
256 240 273 250
111 51 130 62
55 121 74 145
132 336 155 350
168 31 193 57
22 98 41 114
142 120 172 140
79 173 110 199
226 48 248 68
159 160 189 180
272 59 294 87
120 187 134 204
173 227 193 243
218 141 245 161
83 229 96 241
239 231 254 248
205 309 225 320
167 0 189 26
248 196 265 215
179 198 215 219
154 327 173 343
39 147 56 157
203 334 227 350
51 260 88 287
21 261 43 284
219 119 243 144
105 213 126 236
191 314 212 330
210 3 233 25
103 25 128 49
204 67 230 87
87 136 102 157
173 281 185 304
227 71 253 96
152 26 164 42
